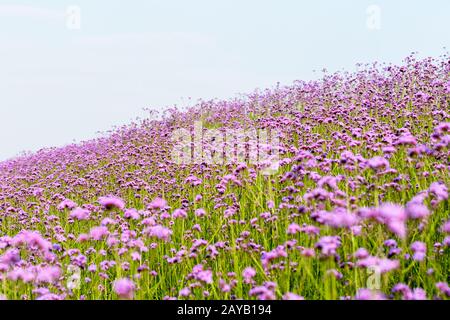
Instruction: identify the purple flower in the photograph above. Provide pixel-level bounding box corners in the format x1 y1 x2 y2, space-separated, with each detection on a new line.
124 208 140 220
0 248 21 266
70 207 91 220
392 284 427 300
367 156 390 170
261 246 288 268
12 230 52 254
315 236 341 256
249 286 276 300
57 199 77 211
191 265 213 284
436 282 450 297
131 252 141 261
410 241 426 261
89 226 109 240
354 248 369 259
376 203 407 239
113 278 135 299
315 208 359 229
283 292 304 300
36 266 61 284
98 196 125 210
357 256 399 273
434 122 450 135
287 223 301 235
428 182 448 206
442 220 450 233
355 289 386 300
144 225 172 242
443 236 450 247
406 202 430 219
300 225 320 236
172 208 187 219
405 288 427 300
197 270 213 284
396 134 417 146
179 287 191 297
37 293 64 300
195 208 206 217
148 197 167 210
242 267 256 282
7 267 35 283
384 239 397 247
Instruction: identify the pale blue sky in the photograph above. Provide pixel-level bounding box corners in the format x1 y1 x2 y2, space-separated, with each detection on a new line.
0 0 449 160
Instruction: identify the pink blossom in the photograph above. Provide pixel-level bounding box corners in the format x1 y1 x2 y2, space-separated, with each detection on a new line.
70 207 91 220
148 197 167 210
113 278 135 299
98 196 125 210
89 226 109 240
144 225 172 242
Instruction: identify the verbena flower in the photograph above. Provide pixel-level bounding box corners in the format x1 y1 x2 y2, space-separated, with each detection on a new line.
98 196 125 210
113 278 135 299
410 241 427 262
70 207 91 220
144 225 172 242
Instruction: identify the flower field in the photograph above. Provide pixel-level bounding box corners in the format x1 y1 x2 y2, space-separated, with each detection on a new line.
0 55 449 300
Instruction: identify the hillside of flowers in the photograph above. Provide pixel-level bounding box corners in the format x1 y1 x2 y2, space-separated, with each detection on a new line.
0 55 449 300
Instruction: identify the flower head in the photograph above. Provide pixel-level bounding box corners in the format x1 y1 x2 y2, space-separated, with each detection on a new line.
148 197 167 210
98 196 125 210
113 278 135 299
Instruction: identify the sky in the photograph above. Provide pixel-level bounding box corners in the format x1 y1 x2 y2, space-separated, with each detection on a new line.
0 0 449 161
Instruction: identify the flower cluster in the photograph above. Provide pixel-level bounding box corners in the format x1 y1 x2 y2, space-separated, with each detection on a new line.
0 54 448 300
